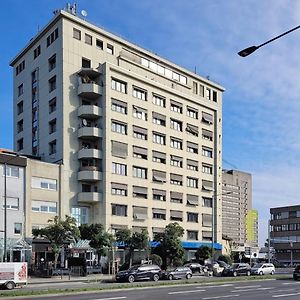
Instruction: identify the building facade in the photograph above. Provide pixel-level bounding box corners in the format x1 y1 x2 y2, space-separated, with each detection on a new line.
10 8 224 252
222 169 258 247
270 205 300 264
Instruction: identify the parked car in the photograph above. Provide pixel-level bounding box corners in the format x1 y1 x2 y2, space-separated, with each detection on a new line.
163 267 192 280
224 263 251 277
216 261 231 276
251 263 275 275
184 263 203 273
115 264 161 283
293 265 300 280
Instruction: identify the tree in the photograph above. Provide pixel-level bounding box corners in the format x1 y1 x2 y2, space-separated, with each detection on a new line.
195 246 211 263
153 222 184 269
79 224 114 264
116 228 149 267
32 215 80 268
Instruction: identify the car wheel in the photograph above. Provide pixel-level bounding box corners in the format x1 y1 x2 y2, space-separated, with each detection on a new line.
186 273 192 279
271 270 274 275
259 271 263 276
153 274 159 282
5 281 15 290
247 271 251 276
168 274 173 280
128 275 135 283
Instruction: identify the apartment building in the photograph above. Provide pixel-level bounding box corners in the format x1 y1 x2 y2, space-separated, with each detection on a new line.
222 169 258 247
10 7 224 252
270 205 300 264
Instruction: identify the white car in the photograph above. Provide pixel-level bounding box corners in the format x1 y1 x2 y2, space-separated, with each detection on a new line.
251 263 275 275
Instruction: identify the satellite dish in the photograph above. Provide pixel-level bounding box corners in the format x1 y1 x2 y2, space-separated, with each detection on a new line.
82 119 88 126
81 10 88 18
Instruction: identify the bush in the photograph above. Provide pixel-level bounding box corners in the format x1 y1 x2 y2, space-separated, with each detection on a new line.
149 254 163 267
218 255 232 264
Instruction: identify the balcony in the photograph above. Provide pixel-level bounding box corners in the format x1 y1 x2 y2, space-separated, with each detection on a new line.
78 105 102 119
78 167 102 181
78 127 102 139
78 192 102 204
78 83 102 99
78 148 102 160
78 68 101 78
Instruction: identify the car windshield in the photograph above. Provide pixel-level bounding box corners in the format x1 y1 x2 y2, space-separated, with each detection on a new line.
253 263 263 268
129 265 139 271
232 263 240 268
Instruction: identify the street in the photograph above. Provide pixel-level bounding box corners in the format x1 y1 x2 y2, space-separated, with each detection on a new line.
2 279 300 300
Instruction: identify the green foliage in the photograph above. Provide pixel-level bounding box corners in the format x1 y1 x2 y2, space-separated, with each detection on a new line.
195 246 212 263
153 222 184 269
149 254 163 267
32 215 80 267
218 254 232 264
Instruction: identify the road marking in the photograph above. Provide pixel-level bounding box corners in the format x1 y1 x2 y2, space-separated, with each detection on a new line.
91 297 127 300
234 285 261 289
282 282 300 285
168 289 205 295
202 295 240 300
271 289 295 293
273 292 300 298
203 284 234 288
232 287 273 293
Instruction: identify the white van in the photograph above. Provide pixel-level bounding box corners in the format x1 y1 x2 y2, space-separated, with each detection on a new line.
251 263 275 275
0 262 28 289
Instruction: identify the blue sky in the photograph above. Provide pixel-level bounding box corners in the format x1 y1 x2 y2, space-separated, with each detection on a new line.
1 0 300 245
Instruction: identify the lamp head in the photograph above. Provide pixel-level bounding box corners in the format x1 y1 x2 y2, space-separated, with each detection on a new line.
238 45 259 57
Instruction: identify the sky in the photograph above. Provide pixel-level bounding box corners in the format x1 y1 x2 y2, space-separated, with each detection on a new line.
1 0 300 246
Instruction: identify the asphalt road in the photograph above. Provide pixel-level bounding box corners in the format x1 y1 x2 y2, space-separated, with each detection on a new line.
2 279 300 300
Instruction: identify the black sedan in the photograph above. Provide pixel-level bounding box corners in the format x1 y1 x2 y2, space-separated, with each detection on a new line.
162 267 192 280
293 265 300 280
224 263 251 277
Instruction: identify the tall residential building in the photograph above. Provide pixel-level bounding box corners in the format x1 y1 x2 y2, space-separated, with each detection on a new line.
222 169 258 247
10 7 224 254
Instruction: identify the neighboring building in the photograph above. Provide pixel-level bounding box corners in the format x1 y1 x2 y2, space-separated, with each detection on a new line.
222 169 258 248
10 6 224 254
270 205 300 264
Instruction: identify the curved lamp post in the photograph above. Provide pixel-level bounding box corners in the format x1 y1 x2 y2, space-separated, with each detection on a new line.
238 25 300 57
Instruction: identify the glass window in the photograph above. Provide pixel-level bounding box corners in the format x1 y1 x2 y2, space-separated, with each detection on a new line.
85 33 92 45
49 76 56 92
4 166 20 178
133 166 147 179
112 204 127 216
71 207 89 226
112 78 127 93
107 44 114 54
153 132 166 145
187 177 198 188
14 223 22 235
153 95 166 107
133 87 147 101
48 54 56 71
96 39 103 49
73 28 81 40
49 140 57 155
18 84 23 96
170 138 182 149
112 162 127 175
111 99 127 114
112 121 127 135
170 119 182 131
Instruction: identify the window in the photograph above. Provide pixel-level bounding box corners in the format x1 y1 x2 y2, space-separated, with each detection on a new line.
32 177 57 190
112 99 127 114
202 112 213 125
49 119 56 134
187 107 198 119
18 84 23 96
170 155 183 168
133 87 147 101
133 126 147 140
202 146 213 158
170 173 183 186
47 54 56 71
170 119 182 131
153 209 166 220
133 146 148 160
187 230 198 240
17 138 23 151
203 197 212 208
153 132 166 145
111 183 127 196
186 124 199 136
47 28 58 47
152 170 166 183
72 207 89 226
202 129 213 141
202 214 212 227
199 84 204 97
133 106 147 120
14 223 22 235
192 81 198 94
82 57 91 68
85 33 92 45
170 101 182 113
112 120 127 135
49 140 56 155
133 186 148 199
170 210 183 222
17 119 23 133
49 98 56 113
187 159 198 171
73 28 81 40
112 78 127 93
16 60 25 75
32 200 57 213
153 189 166 201
112 204 127 216
187 194 199 206
112 162 127 175
152 112 166 126
187 142 198 154
96 39 103 49
2 197 19 210
202 180 213 191
202 163 213 174
17 101 23 115
213 91 218 102
153 94 166 107
34 45 41 59
107 44 114 54
170 137 182 149
49 76 56 92
133 166 147 179
187 177 198 188
170 191 183 203
206 88 211 100
152 151 166 164
111 141 128 158
4 165 19 178
187 212 198 223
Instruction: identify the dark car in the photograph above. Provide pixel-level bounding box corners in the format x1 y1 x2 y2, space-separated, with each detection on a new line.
184 263 203 273
115 264 161 283
163 267 192 280
224 263 251 277
293 265 300 280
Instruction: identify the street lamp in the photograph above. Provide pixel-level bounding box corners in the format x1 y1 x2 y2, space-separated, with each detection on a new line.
238 24 300 57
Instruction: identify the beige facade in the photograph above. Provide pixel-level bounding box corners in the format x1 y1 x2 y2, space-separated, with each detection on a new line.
10 9 224 249
222 169 258 247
